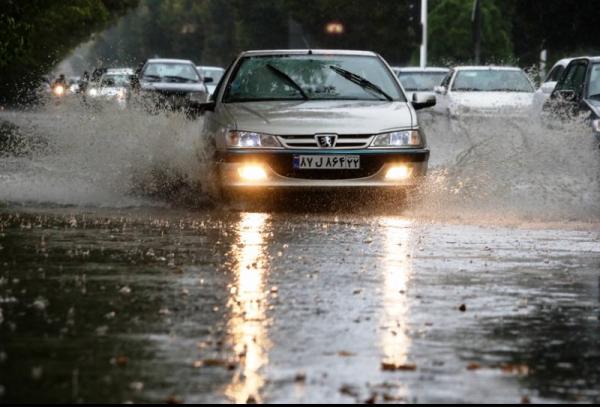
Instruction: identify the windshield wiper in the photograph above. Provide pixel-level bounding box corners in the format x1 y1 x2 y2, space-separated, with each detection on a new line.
329 65 393 101
164 75 197 83
266 64 308 100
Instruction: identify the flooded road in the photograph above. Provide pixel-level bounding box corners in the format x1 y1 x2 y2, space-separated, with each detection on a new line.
1 107 600 403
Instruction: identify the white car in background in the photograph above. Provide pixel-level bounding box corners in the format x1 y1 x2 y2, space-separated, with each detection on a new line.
433 66 535 118
531 58 574 113
392 67 449 101
197 66 225 96
87 68 134 108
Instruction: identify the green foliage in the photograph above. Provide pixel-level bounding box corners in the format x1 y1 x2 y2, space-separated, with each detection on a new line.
428 0 513 65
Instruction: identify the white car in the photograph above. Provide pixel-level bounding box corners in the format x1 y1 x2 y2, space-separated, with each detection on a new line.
433 66 535 118
198 49 436 200
197 66 225 96
392 67 449 101
87 68 134 108
531 58 574 113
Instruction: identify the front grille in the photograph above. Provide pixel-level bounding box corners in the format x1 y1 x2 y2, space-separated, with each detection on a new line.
278 134 373 149
267 154 383 179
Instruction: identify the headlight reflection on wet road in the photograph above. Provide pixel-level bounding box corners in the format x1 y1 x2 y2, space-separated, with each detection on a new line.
225 212 271 403
379 217 413 397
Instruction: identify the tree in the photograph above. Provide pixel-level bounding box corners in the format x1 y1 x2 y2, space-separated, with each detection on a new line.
428 0 513 65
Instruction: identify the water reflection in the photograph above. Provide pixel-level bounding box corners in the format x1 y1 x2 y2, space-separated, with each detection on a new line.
225 212 271 403
379 217 413 394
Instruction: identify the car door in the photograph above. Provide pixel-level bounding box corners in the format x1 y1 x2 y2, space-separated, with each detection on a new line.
548 60 588 120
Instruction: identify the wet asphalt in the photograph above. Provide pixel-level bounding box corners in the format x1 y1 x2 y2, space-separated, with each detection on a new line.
1 206 599 403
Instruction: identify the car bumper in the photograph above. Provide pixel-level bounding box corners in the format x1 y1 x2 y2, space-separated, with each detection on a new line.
217 149 429 190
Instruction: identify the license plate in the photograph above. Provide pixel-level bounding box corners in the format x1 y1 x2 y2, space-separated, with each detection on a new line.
293 155 360 170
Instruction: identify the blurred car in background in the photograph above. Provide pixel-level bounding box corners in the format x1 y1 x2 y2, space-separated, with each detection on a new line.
542 57 600 142
393 67 449 101
197 66 225 96
133 59 209 112
532 58 574 113
86 68 133 109
433 66 535 118
201 49 436 201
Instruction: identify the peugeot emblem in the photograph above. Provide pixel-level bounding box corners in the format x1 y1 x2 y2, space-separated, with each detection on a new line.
315 134 338 148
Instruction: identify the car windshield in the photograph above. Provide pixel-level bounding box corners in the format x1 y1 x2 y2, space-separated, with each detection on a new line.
200 68 224 83
142 63 200 83
397 71 447 91
223 54 404 102
452 69 534 92
100 74 130 87
588 64 600 99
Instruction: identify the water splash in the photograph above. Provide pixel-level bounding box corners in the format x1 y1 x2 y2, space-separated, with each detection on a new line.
0 99 210 207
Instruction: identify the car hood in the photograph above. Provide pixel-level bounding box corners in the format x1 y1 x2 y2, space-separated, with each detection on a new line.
140 82 206 93
450 92 534 108
222 100 414 135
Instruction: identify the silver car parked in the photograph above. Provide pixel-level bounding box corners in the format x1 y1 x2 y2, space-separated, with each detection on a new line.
198 50 436 199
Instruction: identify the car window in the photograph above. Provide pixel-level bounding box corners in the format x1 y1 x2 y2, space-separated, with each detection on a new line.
546 65 565 83
142 63 200 83
397 72 447 91
555 62 588 97
452 70 534 92
588 64 600 99
223 54 404 102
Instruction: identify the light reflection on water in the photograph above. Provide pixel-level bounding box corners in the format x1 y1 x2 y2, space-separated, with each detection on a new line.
225 212 271 403
379 217 413 397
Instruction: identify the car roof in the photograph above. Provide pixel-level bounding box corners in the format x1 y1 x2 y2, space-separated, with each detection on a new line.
393 67 449 73
453 66 523 71
239 49 378 57
146 58 195 64
197 66 224 71
569 56 600 63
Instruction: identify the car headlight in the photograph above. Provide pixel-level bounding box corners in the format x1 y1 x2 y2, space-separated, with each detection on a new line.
88 88 98 97
226 131 281 148
593 119 600 133
370 130 422 148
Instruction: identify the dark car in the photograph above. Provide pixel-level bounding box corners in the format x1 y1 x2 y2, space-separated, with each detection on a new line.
133 58 210 112
542 57 600 142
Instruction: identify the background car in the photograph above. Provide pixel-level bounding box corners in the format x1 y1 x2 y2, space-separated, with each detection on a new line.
393 67 449 101
532 58 574 113
86 68 133 108
433 66 535 118
201 49 436 201
196 66 225 96
542 56 600 141
134 58 209 111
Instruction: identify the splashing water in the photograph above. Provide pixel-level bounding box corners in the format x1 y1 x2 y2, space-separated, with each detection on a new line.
0 99 210 207
0 99 599 223
411 113 600 223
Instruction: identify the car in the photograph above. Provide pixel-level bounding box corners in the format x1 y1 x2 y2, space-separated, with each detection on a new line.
542 56 600 142
133 59 209 111
85 68 133 108
392 67 449 101
532 58 574 113
196 66 225 96
198 49 436 200
433 66 535 118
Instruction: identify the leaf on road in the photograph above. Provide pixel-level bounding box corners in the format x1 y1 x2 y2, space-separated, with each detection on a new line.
381 362 417 371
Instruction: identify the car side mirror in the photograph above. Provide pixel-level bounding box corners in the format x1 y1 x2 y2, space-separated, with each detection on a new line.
187 101 216 118
555 89 577 102
540 81 556 94
434 85 446 95
412 93 436 110
203 77 214 84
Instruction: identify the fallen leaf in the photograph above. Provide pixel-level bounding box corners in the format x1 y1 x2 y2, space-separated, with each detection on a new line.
458 304 467 312
501 363 530 375
337 351 355 357
116 355 129 367
467 362 481 370
381 362 417 371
